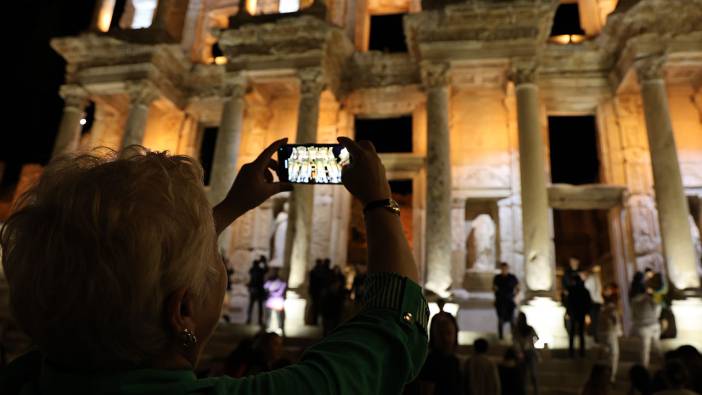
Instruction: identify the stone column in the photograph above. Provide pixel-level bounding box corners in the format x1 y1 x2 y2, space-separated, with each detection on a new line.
121 83 159 148
512 64 554 293
52 86 88 159
209 77 247 205
694 85 702 122
636 58 700 290
451 199 467 290
209 77 248 254
422 63 453 297
285 68 324 289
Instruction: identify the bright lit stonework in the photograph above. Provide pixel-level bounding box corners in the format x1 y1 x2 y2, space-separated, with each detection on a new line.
39 0 702 351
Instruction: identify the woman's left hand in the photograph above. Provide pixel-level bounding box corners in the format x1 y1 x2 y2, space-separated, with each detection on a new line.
213 138 292 234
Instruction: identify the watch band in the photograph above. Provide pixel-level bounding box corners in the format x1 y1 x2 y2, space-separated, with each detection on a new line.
363 198 400 216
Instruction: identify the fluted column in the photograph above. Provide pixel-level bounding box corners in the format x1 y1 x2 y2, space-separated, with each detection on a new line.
209 76 247 205
121 83 159 148
512 63 554 293
422 62 453 297
636 58 700 290
285 68 324 289
52 86 88 159
209 77 248 254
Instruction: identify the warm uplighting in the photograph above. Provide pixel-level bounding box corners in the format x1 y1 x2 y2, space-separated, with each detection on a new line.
549 34 586 45
520 297 568 349
214 56 228 65
246 0 257 15
130 0 158 29
96 0 116 32
279 0 300 13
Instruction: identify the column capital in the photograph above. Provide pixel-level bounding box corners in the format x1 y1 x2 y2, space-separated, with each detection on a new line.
509 60 539 85
59 85 89 109
223 74 248 98
635 56 666 83
421 62 451 88
298 68 325 98
125 81 160 106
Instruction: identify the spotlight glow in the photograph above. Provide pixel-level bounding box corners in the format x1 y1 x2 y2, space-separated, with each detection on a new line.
549 34 586 45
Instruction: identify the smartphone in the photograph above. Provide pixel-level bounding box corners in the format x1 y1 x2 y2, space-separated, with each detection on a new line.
277 144 350 185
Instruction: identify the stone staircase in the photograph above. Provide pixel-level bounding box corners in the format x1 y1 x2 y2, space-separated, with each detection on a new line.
0 310 671 395
199 323 668 394
455 336 663 395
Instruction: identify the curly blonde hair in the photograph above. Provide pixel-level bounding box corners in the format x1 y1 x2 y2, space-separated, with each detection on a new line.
1 147 220 367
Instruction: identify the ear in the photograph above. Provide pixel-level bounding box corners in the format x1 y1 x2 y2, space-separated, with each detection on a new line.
165 287 197 334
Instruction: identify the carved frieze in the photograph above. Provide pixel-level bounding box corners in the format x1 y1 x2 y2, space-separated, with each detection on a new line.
453 165 511 190
347 53 420 90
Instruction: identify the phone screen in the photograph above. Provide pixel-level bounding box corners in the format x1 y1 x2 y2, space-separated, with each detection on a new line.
277 144 350 185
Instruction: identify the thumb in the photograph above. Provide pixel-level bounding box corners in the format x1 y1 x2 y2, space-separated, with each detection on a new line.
275 182 294 193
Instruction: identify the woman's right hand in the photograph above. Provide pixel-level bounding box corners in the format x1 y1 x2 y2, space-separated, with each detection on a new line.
337 137 391 206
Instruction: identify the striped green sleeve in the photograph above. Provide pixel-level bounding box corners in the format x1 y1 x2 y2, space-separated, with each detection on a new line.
363 272 430 335
215 272 429 394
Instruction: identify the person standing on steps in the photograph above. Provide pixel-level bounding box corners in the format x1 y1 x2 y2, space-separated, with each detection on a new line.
493 262 519 340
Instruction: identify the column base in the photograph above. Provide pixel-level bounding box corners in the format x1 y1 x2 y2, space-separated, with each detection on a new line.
670 297 702 350
281 290 309 337
520 296 568 349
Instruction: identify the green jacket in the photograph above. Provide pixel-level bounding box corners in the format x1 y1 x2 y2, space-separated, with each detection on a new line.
0 273 429 395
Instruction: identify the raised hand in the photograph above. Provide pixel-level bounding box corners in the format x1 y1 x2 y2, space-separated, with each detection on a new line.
213 138 292 234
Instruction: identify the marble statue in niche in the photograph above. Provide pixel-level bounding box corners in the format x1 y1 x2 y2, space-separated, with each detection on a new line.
269 202 289 268
466 214 497 272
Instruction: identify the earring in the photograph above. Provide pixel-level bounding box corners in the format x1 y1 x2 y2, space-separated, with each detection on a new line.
180 328 198 350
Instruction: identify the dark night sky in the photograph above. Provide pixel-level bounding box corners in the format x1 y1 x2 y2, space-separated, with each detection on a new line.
5 0 96 188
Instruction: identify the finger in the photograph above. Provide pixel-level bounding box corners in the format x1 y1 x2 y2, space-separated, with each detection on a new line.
337 137 364 160
254 138 288 168
267 159 278 171
264 168 273 183
267 182 293 194
358 140 377 153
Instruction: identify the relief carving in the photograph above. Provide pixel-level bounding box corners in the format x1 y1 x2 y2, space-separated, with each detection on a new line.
627 194 662 256
453 165 511 189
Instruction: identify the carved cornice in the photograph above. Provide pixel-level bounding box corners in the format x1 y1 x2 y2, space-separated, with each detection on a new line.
600 0 702 89
50 34 190 108
404 1 558 62
421 62 451 88
600 0 702 58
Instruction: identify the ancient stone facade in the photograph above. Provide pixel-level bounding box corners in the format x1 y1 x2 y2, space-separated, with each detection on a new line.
50 0 702 331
